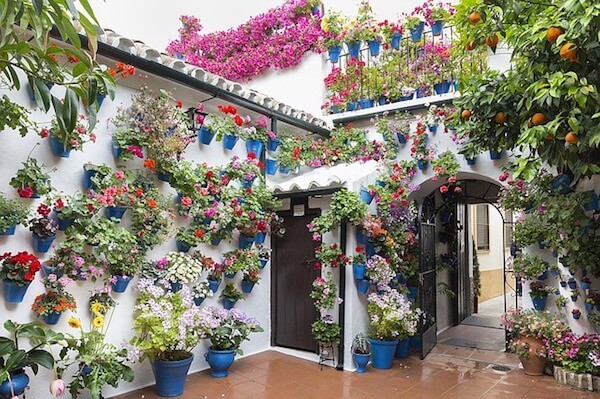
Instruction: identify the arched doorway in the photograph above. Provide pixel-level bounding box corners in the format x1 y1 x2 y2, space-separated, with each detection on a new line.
412 177 518 356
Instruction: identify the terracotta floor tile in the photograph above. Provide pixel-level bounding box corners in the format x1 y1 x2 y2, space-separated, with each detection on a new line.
231 381 268 397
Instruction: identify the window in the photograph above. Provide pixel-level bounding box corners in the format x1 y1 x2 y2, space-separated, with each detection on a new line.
504 210 513 248
476 205 490 250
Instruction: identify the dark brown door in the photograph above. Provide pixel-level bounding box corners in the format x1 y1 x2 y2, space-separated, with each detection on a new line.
272 204 321 352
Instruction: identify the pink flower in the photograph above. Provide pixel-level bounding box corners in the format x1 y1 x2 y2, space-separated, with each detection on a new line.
439 185 449 193
50 379 66 398
499 172 510 182
115 171 125 180
181 196 192 207
448 176 457 184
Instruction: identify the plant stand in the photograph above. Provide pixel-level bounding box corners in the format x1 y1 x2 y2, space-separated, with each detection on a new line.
318 342 336 371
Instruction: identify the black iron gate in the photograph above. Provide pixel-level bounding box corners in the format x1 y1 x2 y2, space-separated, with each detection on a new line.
455 202 470 323
418 197 437 359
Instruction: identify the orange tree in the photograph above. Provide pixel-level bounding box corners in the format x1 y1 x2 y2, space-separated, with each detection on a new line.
0 0 116 135
452 0 600 181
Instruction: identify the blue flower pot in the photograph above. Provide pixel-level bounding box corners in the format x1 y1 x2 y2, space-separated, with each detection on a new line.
433 81 451 95
428 125 438 134
410 22 424 42
43 311 62 325
242 281 255 293
353 353 370 373
267 138 280 151
241 178 255 189
223 134 238 150
390 32 402 49
400 93 414 101
368 339 398 369
105 206 127 221
157 172 170 182
208 279 221 293
378 96 387 106
356 230 369 244
583 192 599 211
550 269 559 277
194 297 205 306
396 273 406 285
112 275 132 293
396 133 407 144
360 98 374 109
96 93 106 108
259 259 268 270
560 281 567 288
581 281 591 290
347 102 359 111
330 105 341 114
42 264 63 278
111 138 122 158
82 167 97 190
56 215 74 231
568 280 577 290
3 280 30 303
395 338 410 358
346 41 361 59
0 371 29 398
199 126 215 145
311 5 321 15
573 314 581 320
410 335 421 348
585 302 594 311
206 349 236 378
80 365 93 377
210 238 222 246
417 160 429 170
431 20 444 36
256 232 266 245
360 187 374 204
32 233 55 253
531 295 547 311
367 40 381 56
489 150 504 160
357 279 370 294
538 271 548 281
202 217 212 226
151 355 194 397
353 264 366 280
466 157 477 165
407 286 418 301
225 272 237 279
246 139 264 157
279 166 290 174
366 243 376 257
49 136 71 158
1 225 16 235
170 282 182 293
176 240 191 253
223 298 237 310
328 45 342 63
238 234 255 249
551 174 573 194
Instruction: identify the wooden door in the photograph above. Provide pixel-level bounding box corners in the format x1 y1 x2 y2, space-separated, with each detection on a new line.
272 204 321 352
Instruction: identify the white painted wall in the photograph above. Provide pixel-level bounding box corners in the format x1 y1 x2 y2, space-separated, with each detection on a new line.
0 71 273 398
471 204 509 272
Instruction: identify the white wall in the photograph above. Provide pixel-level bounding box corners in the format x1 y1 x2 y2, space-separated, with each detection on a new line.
472 204 508 272
0 71 272 398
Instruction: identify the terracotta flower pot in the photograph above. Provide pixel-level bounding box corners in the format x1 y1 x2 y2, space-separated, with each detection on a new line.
516 335 546 376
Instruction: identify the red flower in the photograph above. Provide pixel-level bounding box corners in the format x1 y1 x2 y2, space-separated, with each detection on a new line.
40 128 49 138
234 115 244 127
247 152 256 160
235 210 243 216
176 100 183 108
17 186 34 198
355 246 363 253
143 159 156 169
206 170 215 179
147 199 157 209
194 229 204 238
499 172 510 182
54 198 65 210
37 204 51 216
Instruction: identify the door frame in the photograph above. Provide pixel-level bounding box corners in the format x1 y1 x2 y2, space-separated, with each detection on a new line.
270 196 322 350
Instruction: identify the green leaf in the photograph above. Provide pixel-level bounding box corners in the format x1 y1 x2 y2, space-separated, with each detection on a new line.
32 0 43 15
62 88 78 134
27 350 55 370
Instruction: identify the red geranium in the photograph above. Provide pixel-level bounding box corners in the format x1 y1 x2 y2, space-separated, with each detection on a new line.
0 251 42 285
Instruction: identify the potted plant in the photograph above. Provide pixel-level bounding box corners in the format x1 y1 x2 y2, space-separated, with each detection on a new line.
425 2 452 36
50 192 95 231
0 193 29 235
529 281 551 311
10 157 53 198
404 15 425 42
222 249 258 279
31 288 77 325
431 151 460 181
162 251 203 292
352 247 367 280
220 283 244 309
41 114 95 158
59 310 134 399
352 333 371 373
310 272 338 314
201 256 223 293
545 332 600 390
571 309 582 320
129 281 201 397
255 245 271 269
0 320 66 398
242 268 261 294
315 243 349 269
582 277 591 290
321 10 346 62
367 288 421 369
0 251 41 303
501 308 569 376
191 281 214 306
512 254 548 280
203 105 244 149
28 203 58 252
311 315 341 349
239 115 270 157
197 306 263 378
365 255 395 289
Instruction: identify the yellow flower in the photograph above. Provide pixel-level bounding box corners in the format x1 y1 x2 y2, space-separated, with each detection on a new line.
92 316 104 329
67 317 81 329
90 301 103 315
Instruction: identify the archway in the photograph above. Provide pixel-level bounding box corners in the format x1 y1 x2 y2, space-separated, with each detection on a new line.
410 174 518 355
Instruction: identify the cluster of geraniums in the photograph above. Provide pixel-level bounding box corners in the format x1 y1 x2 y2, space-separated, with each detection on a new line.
314 243 349 269
166 1 324 81
310 271 342 345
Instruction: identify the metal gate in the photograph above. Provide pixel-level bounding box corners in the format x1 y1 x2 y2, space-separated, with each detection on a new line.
456 202 470 324
418 197 437 359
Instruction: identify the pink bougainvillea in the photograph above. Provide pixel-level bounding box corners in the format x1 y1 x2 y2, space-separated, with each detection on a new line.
166 0 325 81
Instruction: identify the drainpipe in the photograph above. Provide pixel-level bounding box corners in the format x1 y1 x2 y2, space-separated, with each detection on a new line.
336 221 347 370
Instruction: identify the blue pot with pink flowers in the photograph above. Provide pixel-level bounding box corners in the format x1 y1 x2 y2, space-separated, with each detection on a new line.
49 137 71 158
410 22 425 42
32 233 55 253
346 41 361 59
238 234 255 249
360 187 374 204
267 137 280 151
199 126 215 145
246 140 264 157
431 20 444 36
266 159 278 175
111 275 132 293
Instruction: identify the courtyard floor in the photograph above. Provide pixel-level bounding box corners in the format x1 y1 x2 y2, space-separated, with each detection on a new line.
114 345 598 399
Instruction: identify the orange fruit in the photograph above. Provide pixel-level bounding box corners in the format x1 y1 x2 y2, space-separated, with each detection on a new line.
485 34 499 48
531 113 547 126
560 42 577 62
546 133 555 140
565 132 578 144
546 27 564 43
494 112 506 124
469 12 482 25
466 39 477 51
461 109 472 119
